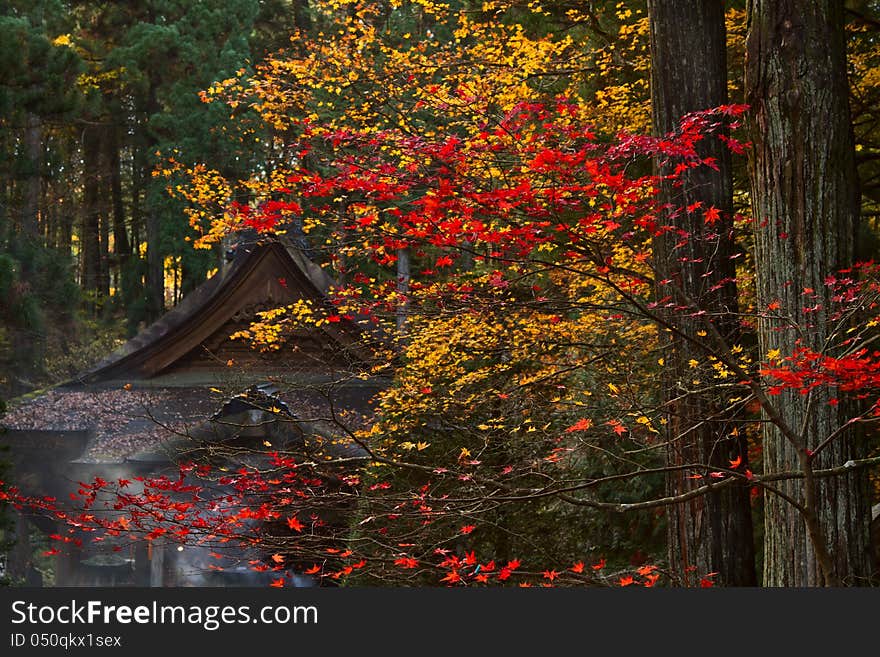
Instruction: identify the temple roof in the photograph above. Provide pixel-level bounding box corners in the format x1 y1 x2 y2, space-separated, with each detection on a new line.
71 235 380 385
1 236 386 465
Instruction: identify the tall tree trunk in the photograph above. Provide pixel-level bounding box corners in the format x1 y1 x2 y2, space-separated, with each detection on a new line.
144 82 164 322
57 143 75 255
22 113 41 241
108 124 130 299
396 247 410 339
81 125 102 308
106 125 131 262
98 136 111 300
41 169 53 248
145 203 164 321
648 0 757 586
130 145 142 254
746 0 874 586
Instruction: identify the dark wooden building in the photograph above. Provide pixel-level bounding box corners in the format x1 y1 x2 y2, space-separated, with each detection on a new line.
1 236 387 586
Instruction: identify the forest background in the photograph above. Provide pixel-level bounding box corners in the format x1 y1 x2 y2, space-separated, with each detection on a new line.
2 0 880 588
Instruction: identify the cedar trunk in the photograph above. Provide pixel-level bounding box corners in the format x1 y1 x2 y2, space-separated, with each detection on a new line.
81 125 102 306
648 0 757 586
108 124 130 296
22 113 41 240
746 0 874 586
144 80 165 321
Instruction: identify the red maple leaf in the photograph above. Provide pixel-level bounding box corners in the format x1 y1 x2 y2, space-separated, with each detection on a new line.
564 418 593 433
592 558 606 570
332 566 354 579
729 455 742 469
304 564 321 575
619 575 635 586
270 578 285 588
394 556 418 569
271 553 285 564
542 570 559 581
607 421 627 436
460 524 476 535
287 516 304 532
571 561 585 573
440 570 462 584
703 205 721 225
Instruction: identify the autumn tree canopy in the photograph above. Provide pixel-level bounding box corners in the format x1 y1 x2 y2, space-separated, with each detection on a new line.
1 0 879 588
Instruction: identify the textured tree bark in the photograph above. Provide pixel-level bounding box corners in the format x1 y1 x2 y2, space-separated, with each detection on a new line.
396 248 411 338
746 0 874 586
108 123 131 298
145 206 164 321
648 0 757 586
21 113 41 240
144 80 165 322
58 145 75 254
81 125 103 307
98 134 111 300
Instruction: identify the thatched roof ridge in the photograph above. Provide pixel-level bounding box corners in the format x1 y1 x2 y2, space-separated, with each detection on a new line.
67 235 378 385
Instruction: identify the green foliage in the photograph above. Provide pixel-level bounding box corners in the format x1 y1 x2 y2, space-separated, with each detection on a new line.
0 12 82 117
0 240 80 396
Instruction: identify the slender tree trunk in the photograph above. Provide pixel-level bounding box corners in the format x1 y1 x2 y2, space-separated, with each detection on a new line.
648 0 757 586
746 0 874 586
22 113 41 241
144 82 165 321
396 248 410 339
81 125 102 308
98 136 111 300
145 204 164 320
57 143 75 255
41 171 53 248
131 145 142 253
108 124 130 298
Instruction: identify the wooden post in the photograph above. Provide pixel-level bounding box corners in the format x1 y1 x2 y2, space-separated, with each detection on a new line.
396 248 410 339
150 541 165 587
133 541 150 586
